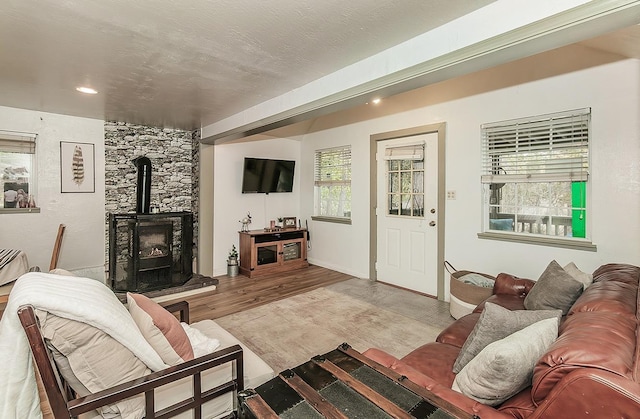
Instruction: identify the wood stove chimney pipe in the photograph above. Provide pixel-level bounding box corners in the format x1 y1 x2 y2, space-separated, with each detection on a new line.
133 156 152 214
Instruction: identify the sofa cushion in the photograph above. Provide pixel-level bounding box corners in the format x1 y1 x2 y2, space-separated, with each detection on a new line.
191 320 276 389
497 389 537 418
473 294 527 313
568 280 637 320
524 260 583 315
436 313 480 348
79 319 277 419
400 342 460 388
127 292 194 365
36 310 150 418
453 317 559 406
453 302 561 373
531 310 637 404
591 263 640 286
146 319 276 419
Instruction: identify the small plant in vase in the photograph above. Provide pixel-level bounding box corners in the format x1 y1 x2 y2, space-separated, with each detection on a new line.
277 217 284 228
228 245 238 265
227 245 239 277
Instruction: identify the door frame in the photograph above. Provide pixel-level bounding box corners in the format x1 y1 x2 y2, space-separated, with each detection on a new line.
369 122 446 300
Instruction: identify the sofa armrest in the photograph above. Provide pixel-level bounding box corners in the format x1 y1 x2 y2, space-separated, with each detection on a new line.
67 344 244 417
161 300 190 323
492 273 536 297
530 369 640 419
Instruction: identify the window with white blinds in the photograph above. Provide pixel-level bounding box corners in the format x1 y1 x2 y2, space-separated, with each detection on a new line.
481 108 590 183
0 130 39 211
314 145 351 221
480 108 592 246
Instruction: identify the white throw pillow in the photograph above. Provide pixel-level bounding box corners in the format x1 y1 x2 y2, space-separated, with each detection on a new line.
452 317 559 406
181 322 221 357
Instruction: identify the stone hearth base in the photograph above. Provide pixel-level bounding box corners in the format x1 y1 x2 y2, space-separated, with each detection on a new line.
115 273 218 302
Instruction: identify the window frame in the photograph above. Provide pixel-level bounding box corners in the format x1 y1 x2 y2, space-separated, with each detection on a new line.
312 145 352 224
0 130 40 214
478 108 595 251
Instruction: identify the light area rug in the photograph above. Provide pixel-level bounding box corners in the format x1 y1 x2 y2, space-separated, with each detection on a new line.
215 287 444 373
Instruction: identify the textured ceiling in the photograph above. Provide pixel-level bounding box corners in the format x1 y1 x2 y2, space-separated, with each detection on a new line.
0 0 497 130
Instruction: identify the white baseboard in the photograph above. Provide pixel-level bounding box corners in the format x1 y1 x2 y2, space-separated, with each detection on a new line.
306 258 367 279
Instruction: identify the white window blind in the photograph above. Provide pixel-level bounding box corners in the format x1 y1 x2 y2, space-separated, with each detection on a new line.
314 146 351 186
481 108 590 184
383 143 424 161
314 145 351 220
0 130 37 154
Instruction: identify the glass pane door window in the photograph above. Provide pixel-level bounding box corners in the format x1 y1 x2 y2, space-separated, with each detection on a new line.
387 159 424 217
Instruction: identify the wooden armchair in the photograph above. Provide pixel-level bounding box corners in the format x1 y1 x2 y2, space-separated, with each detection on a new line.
18 301 244 419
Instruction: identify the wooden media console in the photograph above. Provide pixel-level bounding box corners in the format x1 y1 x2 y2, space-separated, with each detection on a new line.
239 228 308 278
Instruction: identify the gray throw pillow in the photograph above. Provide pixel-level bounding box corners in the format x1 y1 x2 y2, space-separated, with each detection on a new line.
452 302 561 373
524 260 584 314
563 262 593 290
452 317 559 406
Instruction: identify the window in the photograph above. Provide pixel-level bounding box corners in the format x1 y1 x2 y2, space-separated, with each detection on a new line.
0 130 38 212
384 144 424 217
313 145 351 222
480 108 591 246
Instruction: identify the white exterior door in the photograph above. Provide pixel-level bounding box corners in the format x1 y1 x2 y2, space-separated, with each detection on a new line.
376 133 439 295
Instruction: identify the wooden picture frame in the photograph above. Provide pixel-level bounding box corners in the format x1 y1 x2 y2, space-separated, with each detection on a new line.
283 217 297 229
60 141 95 193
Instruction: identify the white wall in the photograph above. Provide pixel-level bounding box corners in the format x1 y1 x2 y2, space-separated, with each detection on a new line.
0 106 105 279
212 139 301 276
299 56 640 293
299 126 371 278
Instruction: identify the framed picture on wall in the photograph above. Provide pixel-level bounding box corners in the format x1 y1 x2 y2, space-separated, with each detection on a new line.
60 141 95 193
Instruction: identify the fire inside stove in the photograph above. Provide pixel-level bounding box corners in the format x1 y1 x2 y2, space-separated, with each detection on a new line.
140 245 169 258
137 227 172 259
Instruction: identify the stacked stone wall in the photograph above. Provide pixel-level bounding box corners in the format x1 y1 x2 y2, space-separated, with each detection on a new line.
104 121 199 268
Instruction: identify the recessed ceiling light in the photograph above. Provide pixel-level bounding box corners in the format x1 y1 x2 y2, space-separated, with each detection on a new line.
76 86 98 94
371 98 382 105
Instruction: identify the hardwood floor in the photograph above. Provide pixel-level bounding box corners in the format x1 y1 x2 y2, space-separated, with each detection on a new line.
162 264 354 323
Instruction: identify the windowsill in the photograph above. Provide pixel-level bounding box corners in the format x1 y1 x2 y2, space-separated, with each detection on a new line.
0 207 41 214
311 216 351 225
477 231 597 251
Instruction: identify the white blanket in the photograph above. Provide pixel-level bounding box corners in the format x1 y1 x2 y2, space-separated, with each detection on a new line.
0 272 168 419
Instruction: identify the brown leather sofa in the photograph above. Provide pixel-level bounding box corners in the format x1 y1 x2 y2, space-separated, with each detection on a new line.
363 263 640 418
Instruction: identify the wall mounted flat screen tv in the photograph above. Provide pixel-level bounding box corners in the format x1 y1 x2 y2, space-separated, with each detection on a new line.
242 157 295 193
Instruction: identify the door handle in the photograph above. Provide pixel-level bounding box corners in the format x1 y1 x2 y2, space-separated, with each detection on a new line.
429 221 436 227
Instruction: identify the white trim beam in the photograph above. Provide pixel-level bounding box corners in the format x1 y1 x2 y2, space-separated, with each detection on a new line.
202 0 640 144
